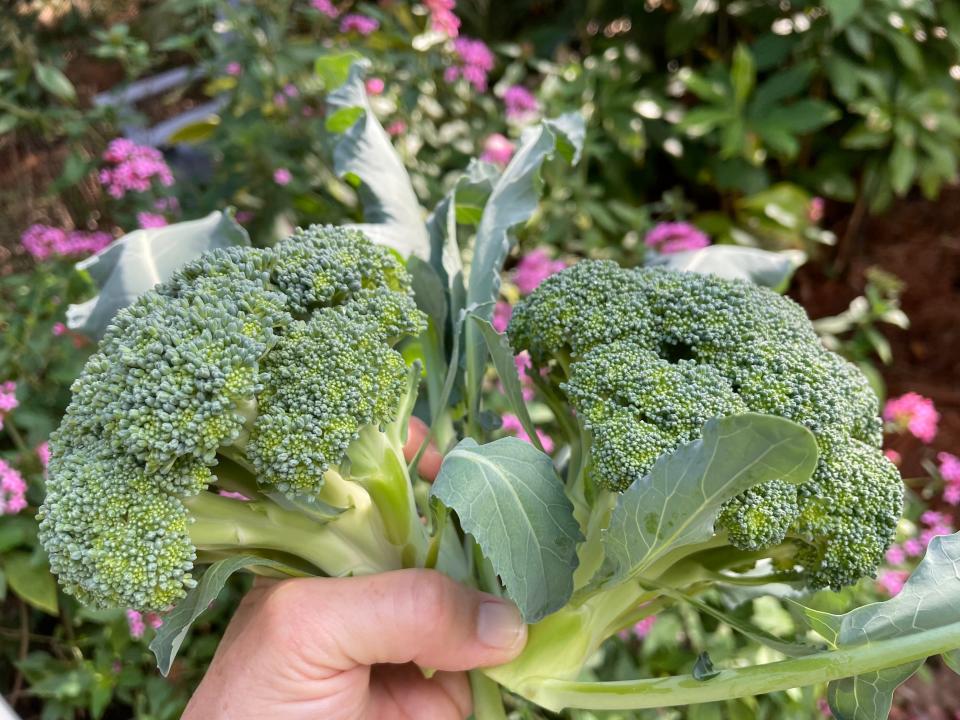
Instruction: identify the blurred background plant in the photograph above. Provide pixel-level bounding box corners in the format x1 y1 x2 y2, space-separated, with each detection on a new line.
2 0 960 717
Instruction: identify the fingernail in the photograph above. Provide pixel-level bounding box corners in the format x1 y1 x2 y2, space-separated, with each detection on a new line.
477 600 526 650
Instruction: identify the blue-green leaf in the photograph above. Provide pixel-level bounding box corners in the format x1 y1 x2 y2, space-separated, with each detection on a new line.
464 114 584 417
151 556 301 675
647 246 806 292
824 533 960 719
470 317 542 452
431 438 582 622
66 211 248 339
600 414 818 587
326 60 429 261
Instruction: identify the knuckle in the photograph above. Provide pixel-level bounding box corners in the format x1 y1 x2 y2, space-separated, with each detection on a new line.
405 569 455 626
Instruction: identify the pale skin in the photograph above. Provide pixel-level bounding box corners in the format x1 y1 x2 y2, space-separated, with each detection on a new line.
183 419 528 720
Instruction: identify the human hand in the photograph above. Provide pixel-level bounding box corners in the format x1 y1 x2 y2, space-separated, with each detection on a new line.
183 421 526 720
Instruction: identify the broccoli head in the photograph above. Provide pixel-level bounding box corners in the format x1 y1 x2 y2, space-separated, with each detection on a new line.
507 260 901 589
39 226 427 610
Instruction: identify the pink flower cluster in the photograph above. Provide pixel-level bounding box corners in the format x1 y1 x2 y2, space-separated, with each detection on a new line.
0 381 18 431
274 168 293 186
501 414 555 453
481 133 515 165
126 609 163 639
20 225 112 261
99 138 174 199
882 392 939 444
492 301 512 333
340 13 379 35
617 614 658 641
137 212 168 229
939 452 960 505
0 460 27 515
445 37 495 92
514 249 566 295
36 442 50 470
311 0 339 18
225 61 242 77
504 85 538 121
365 77 385 96
425 0 460 37
644 221 710 254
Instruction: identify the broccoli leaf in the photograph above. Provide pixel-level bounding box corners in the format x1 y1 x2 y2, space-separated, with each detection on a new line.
599 414 818 588
646 245 806 291
471 316 543 452
822 533 960 720
464 114 584 417
325 59 430 261
431 437 582 622
151 555 307 676
66 210 249 338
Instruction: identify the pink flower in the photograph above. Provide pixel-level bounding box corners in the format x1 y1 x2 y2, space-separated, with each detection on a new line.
808 197 825 223
0 460 27 515
20 225 113 261
448 38 494 92
481 133 515 166
273 168 293 186
938 452 960 484
883 392 939 444
339 13 379 35
137 212 168 229
883 449 902 465
947 485 960 506
386 120 407 136
921 510 946 527
99 138 173 199
503 85 539 121
514 249 566 295
36 442 50 470
218 490 251 501
876 569 909 596
225 62 242 77
284 84 299 98
235 210 255 224
818 697 833 717
52 322 68 337
126 609 146 639
0 381 18 415
311 0 339 17
903 538 925 557
645 222 711 254
425 0 460 36
884 544 906 566
365 77 385 95
501 414 555 453
492 301 512 333
632 615 657 639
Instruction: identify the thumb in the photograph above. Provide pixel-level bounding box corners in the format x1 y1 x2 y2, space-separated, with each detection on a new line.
274 569 527 672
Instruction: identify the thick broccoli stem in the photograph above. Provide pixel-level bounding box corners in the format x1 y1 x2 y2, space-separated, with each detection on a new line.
518 621 960 712
184 491 403 576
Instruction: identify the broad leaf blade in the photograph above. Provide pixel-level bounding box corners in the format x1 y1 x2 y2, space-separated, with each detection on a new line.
66 211 249 338
4 551 58 615
431 437 582 622
150 556 299 675
647 246 806 291
464 115 584 413
326 60 429 260
601 414 818 586
471 317 543 452
825 533 960 719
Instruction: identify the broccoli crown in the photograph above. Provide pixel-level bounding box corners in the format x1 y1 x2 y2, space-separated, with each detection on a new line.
39 226 425 609
507 260 902 589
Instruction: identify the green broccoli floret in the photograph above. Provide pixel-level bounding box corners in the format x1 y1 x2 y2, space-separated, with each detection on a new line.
508 260 902 589
39 226 428 610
